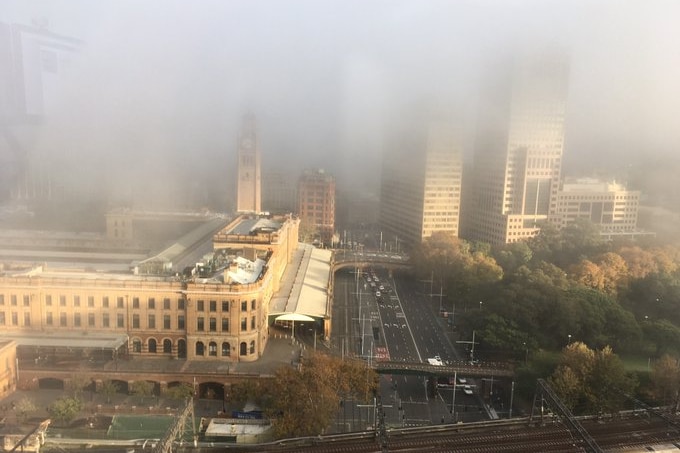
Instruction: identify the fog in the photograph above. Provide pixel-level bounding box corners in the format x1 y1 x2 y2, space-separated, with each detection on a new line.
2 0 680 211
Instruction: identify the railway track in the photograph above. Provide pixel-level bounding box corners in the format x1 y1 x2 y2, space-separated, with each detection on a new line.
199 414 680 453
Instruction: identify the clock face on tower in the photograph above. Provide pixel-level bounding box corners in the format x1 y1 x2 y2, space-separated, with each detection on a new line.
242 138 253 149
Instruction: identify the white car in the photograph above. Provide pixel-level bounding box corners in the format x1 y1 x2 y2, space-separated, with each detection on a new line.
463 385 473 395
375 291 381 297
457 377 467 385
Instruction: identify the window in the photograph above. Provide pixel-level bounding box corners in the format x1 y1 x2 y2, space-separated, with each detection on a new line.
46 295 52 306
251 299 256 310
241 301 247 312
11 295 17 306
148 338 157 354
23 312 30 326
241 317 247 331
251 316 256 330
102 296 109 308
178 315 185 330
178 299 185 310
148 314 156 329
163 298 171 310
163 339 172 354
221 300 229 312
23 295 30 306
74 313 81 327
249 340 255 354
73 296 80 307
209 342 217 356
59 295 66 306
221 342 230 356
88 312 95 326
209 317 216 332
117 313 124 328
222 318 229 332
102 313 109 328
0 295 3 305
88 296 94 307
46 312 53 325
197 317 205 331
0 312 4 325
148 298 155 310
197 300 204 311
210 300 216 312
164 314 171 329
133 297 140 309
132 314 140 329
59 312 67 326
12 312 18 326
195 341 205 356
117 297 124 308
132 339 142 353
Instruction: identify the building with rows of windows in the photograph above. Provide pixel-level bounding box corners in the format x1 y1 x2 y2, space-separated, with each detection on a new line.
0 214 300 362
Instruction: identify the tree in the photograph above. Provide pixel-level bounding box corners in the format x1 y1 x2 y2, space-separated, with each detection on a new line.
549 342 636 415
15 397 37 423
266 352 378 439
165 383 194 401
48 397 83 427
650 354 680 406
130 380 155 404
99 380 120 404
66 372 91 399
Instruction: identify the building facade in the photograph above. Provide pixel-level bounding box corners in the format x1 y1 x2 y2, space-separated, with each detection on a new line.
464 49 569 245
0 214 299 362
0 340 17 399
297 169 336 245
236 115 262 214
551 179 643 239
379 118 463 247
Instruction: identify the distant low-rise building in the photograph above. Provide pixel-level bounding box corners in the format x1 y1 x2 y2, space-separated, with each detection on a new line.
551 178 652 239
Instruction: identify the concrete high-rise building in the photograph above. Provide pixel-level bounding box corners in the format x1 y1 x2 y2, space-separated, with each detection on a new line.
379 117 463 248
235 115 261 214
464 49 569 245
297 169 336 245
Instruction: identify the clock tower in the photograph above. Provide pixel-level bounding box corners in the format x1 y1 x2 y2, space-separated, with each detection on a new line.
235 114 262 214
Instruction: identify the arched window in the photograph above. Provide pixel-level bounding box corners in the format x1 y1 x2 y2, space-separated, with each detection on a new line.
177 339 187 358
208 342 217 356
239 342 247 356
221 342 230 356
249 340 255 354
163 339 172 354
148 338 157 354
195 341 205 356
132 339 142 353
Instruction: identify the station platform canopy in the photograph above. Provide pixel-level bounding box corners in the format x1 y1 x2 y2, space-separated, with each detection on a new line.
270 243 332 323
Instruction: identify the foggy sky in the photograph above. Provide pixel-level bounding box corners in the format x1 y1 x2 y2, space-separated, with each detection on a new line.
2 0 680 208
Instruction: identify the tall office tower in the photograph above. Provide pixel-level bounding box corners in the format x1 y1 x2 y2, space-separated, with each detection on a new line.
297 169 336 245
464 49 569 245
379 116 463 248
235 115 262 214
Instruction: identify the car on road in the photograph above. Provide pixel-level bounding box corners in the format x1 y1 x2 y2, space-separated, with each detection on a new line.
457 377 467 384
428 356 443 366
463 385 473 395
375 291 381 297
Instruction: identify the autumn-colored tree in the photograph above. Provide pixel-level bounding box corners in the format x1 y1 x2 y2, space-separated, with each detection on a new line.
618 245 658 279
266 353 378 439
549 342 636 414
650 354 680 406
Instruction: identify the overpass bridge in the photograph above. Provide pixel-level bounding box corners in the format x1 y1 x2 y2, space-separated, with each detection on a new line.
332 250 412 273
373 360 515 378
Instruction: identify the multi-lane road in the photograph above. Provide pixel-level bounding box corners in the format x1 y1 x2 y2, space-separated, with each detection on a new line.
331 266 490 432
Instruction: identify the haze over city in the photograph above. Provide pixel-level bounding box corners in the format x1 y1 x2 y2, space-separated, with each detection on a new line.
2 0 680 211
